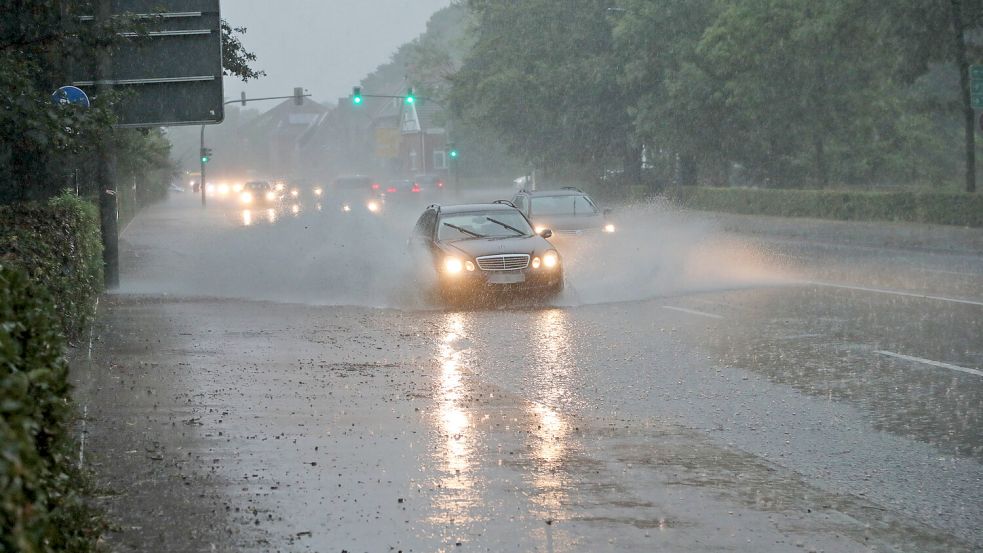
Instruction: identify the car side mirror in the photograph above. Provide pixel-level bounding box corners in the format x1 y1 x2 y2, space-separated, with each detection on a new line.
539 228 553 239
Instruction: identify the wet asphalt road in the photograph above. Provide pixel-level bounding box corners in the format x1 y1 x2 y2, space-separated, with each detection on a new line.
73 191 982 552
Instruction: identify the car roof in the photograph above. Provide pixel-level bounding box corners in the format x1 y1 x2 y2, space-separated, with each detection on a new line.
517 188 588 197
434 203 518 215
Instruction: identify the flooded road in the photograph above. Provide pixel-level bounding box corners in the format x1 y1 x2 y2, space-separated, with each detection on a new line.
74 192 982 552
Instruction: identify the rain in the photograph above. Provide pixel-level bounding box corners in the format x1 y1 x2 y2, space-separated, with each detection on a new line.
1 2 981 553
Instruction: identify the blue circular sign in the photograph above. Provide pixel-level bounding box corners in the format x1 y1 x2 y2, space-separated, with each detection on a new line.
51 86 90 108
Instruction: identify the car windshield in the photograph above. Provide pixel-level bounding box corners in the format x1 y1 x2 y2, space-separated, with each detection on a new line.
530 194 598 216
437 210 533 240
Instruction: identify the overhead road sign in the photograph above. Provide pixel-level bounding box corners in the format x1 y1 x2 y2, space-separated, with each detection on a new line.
73 1 224 128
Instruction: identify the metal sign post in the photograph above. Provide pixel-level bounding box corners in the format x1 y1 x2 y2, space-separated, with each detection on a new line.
971 65 983 110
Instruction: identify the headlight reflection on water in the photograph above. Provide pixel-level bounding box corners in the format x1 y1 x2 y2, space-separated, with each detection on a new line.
241 209 252 226
431 313 477 524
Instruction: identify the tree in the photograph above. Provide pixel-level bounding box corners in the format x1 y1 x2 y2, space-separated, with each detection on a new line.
450 0 635 183
222 20 265 82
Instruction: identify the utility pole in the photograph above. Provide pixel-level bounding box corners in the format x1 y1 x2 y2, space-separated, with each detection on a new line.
200 124 207 206
96 0 119 288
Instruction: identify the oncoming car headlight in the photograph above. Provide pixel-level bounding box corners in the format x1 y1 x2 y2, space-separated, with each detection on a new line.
543 250 559 269
603 223 616 233
314 187 323 196
240 192 253 204
291 189 299 198
265 191 276 201
367 200 380 213
444 257 464 274
534 225 547 235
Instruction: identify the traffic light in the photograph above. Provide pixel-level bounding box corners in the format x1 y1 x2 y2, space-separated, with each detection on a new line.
448 143 459 159
294 87 304 106
200 147 212 164
405 87 415 104
352 86 362 105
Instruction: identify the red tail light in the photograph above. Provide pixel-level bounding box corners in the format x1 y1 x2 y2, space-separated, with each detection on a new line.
437 181 444 188
411 185 421 193
371 183 380 190
386 187 397 193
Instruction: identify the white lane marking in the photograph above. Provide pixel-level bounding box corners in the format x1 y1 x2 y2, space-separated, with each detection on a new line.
802 280 983 307
876 350 983 378
661 305 724 319
78 405 87 469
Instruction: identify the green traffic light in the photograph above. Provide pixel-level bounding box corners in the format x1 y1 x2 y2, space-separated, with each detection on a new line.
353 96 362 105
406 87 415 104
201 156 209 164
449 150 458 158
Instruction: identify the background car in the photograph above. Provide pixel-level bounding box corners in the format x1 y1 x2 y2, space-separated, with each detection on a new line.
413 174 447 195
331 175 383 214
239 180 280 207
512 187 615 237
410 202 563 301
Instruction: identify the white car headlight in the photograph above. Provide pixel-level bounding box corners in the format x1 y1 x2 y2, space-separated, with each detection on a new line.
314 188 322 196
240 192 253 204
543 250 559 269
444 257 464 274
291 189 299 198
367 200 380 213
265 191 276 201
534 225 547 235
603 223 616 233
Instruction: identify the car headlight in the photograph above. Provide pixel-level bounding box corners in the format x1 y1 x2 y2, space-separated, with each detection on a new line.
232 183 243 193
342 204 351 212
534 225 547 235
218 183 229 194
444 257 464 274
265 191 276 201
241 192 253 204
291 189 299 198
543 250 559 269
532 257 542 269
367 200 380 212
314 188 322 196
465 260 475 272
603 223 616 233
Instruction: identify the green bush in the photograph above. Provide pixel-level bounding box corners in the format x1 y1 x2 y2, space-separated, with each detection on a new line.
0 265 100 552
0 192 103 341
671 187 983 227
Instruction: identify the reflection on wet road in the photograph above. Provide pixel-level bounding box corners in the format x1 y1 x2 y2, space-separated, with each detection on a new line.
78 193 983 552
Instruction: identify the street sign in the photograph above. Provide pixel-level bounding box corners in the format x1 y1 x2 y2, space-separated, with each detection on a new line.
51 85 90 108
972 65 983 109
73 1 224 127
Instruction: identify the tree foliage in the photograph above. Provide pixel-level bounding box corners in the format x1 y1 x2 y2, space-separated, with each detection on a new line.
449 0 983 189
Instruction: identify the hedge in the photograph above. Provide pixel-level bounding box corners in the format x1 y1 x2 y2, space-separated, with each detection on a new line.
1 265 101 552
0 192 103 341
669 187 983 228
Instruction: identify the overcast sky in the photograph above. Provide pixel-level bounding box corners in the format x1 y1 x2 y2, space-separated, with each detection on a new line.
220 0 451 109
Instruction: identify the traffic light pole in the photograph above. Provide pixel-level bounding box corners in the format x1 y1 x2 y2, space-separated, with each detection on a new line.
199 90 311 208
199 123 207 206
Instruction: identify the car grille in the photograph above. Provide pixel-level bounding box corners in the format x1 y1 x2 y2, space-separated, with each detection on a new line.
476 254 530 271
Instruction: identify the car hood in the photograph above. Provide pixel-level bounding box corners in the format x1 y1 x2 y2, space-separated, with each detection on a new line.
440 235 553 258
530 213 604 231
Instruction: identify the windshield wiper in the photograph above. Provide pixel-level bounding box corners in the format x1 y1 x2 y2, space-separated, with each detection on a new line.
485 217 526 236
443 222 484 238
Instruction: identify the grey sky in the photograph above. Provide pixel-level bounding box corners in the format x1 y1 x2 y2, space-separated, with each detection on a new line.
221 0 451 108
